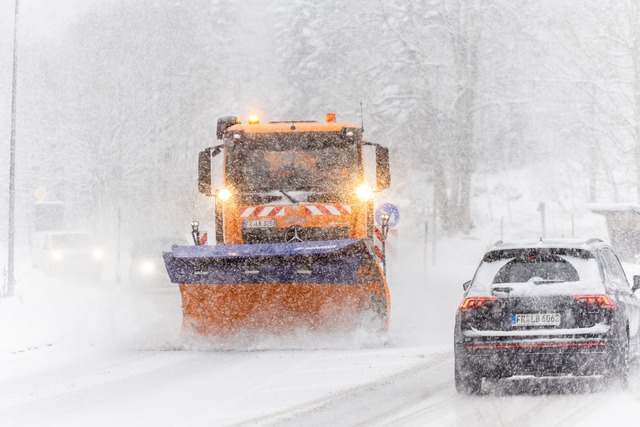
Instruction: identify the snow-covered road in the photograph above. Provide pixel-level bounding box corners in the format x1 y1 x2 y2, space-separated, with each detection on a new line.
3 328 640 427
2 238 640 426
0 340 441 426
265 353 640 427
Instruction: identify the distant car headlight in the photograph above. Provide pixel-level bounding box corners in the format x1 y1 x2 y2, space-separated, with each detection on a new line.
51 249 64 262
139 260 156 276
93 247 105 261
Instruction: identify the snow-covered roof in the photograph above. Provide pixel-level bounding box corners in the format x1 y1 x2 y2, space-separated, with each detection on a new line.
588 203 640 215
487 238 602 252
228 121 361 134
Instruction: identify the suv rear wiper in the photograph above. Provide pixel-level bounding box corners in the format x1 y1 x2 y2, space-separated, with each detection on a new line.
533 279 566 285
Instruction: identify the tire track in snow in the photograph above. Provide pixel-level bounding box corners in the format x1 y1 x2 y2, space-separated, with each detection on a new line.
379 375 625 427
234 350 636 427
0 348 266 426
176 350 323 427
233 351 451 427
0 350 197 413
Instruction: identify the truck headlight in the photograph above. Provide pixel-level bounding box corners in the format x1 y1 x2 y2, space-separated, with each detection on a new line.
217 188 232 201
355 183 373 201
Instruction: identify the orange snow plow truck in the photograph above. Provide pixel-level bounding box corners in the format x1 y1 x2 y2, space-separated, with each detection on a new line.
163 113 392 337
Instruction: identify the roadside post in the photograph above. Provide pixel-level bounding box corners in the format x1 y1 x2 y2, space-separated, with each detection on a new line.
375 203 400 276
423 221 428 280
538 202 546 238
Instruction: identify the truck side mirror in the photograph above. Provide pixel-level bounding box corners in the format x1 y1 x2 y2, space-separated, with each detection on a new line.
375 145 390 191
633 275 640 293
198 149 212 196
198 145 224 196
216 116 240 139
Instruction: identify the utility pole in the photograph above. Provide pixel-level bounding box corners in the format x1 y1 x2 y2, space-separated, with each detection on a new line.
7 0 20 297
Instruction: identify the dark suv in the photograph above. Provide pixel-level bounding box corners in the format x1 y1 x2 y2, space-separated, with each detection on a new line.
454 239 640 394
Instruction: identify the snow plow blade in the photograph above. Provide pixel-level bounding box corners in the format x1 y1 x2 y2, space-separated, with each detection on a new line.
163 239 389 337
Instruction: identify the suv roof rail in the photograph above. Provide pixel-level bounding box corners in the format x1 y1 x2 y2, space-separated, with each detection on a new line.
492 240 503 247
586 238 604 244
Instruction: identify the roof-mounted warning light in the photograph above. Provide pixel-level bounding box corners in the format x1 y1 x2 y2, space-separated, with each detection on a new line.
248 114 260 124
326 112 337 123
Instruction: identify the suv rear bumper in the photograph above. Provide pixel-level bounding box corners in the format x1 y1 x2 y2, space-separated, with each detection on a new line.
456 337 613 378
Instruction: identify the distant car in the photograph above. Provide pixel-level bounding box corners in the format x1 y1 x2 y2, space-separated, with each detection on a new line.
31 230 104 279
454 238 640 394
128 235 187 291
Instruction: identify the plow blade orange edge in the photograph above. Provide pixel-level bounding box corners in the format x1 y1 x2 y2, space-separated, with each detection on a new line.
163 239 389 337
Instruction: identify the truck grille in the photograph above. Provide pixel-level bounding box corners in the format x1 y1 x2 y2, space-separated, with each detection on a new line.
242 227 350 244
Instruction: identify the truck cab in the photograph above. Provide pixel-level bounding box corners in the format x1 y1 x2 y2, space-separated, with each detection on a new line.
199 115 390 245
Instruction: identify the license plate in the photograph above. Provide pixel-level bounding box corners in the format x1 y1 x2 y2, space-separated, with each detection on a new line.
242 219 276 228
511 313 561 327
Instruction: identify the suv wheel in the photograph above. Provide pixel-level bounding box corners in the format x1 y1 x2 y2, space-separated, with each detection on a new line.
605 331 629 389
455 360 482 395
617 334 630 389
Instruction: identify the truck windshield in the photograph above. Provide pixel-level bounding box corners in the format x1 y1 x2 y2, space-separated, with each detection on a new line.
226 134 360 192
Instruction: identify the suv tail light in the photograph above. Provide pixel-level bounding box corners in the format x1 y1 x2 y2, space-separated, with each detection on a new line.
459 297 497 312
573 294 616 309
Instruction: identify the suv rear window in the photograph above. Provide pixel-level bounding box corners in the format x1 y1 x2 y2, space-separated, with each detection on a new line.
493 254 579 283
468 248 603 294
